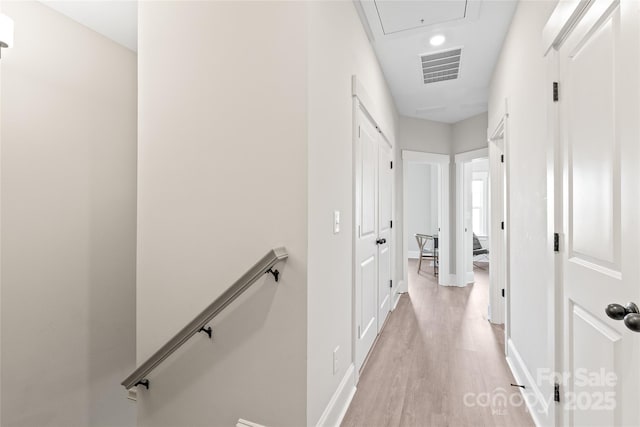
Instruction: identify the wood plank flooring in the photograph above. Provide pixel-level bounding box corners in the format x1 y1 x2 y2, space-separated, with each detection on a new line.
341 260 535 427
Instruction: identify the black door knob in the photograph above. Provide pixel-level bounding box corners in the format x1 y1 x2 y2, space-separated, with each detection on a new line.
376 238 386 245
605 302 640 332
624 313 640 332
605 303 635 320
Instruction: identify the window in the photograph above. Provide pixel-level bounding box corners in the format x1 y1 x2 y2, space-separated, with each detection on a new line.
472 172 488 237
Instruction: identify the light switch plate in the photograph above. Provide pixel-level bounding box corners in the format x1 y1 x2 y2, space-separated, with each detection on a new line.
333 211 340 234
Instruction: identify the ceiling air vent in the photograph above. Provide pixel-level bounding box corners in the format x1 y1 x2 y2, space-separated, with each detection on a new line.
421 48 462 84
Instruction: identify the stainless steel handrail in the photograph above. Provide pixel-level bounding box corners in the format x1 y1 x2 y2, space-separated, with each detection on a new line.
121 247 288 390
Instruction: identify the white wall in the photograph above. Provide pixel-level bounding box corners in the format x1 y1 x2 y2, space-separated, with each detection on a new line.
452 112 489 154
406 163 437 255
307 2 398 424
397 115 451 155
0 2 137 426
488 0 557 407
137 2 308 426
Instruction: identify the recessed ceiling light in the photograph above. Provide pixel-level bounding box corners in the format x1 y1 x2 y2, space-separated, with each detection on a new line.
430 34 446 47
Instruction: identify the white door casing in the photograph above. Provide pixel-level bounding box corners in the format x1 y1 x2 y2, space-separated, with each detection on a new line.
377 137 393 332
489 121 507 328
547 0 640 424
354 97 394 372
354 103 379 371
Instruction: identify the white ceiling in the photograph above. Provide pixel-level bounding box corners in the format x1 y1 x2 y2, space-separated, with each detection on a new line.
356 0 517 123
36 1 513 122
39 0 137 52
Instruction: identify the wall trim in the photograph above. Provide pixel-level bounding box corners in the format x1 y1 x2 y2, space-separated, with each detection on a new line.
392 290 402 310
237 419 266 427
454 147 489 163
392 279 406 310
465 271 474 284
488 106 511 341
396 279 407 295
542 0 592 54
351 75 393 146
315 363 357 427
505 339 551 427
439 274 463 287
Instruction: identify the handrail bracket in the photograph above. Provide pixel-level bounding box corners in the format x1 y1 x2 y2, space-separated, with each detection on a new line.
135 379 150 390
266 268 280 282
198 325 213 339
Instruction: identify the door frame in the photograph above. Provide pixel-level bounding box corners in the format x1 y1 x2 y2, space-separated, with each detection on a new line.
544 22 563 427
351 76 395 377
488 117 508 329
377 133 393 334
454 147 489 287
401 150 451 287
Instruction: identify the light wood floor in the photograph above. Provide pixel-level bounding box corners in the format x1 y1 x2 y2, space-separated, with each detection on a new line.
341 260 535 427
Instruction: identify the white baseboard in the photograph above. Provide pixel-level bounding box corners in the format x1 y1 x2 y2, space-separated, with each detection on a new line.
505 339 552 427
315 363 357 427
396 279 407 294
392 291 401 310
466 271 474 284
439 274 465 287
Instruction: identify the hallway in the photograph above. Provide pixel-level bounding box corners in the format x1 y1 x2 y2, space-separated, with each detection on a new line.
341 261 534 427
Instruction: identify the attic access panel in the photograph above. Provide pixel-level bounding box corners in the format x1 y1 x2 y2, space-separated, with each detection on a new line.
374 0 468 35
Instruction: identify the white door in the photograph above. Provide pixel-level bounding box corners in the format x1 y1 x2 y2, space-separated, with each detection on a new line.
377 138 392 331
557 0 640 424
355 105 379 371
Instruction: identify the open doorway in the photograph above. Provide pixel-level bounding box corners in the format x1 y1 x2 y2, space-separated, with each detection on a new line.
407 162 439 274
401 150 450 287
470 159 490 271
455 148 489 286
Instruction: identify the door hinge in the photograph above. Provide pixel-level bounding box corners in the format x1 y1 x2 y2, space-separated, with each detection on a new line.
554 233 560 252
554 383 560 402
357 325 361 339
390 161 393 169
389 279 393 288
501 154 504 163
553 82 559 102
501 221 505 230
390 220 393 228
501 288 505 298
